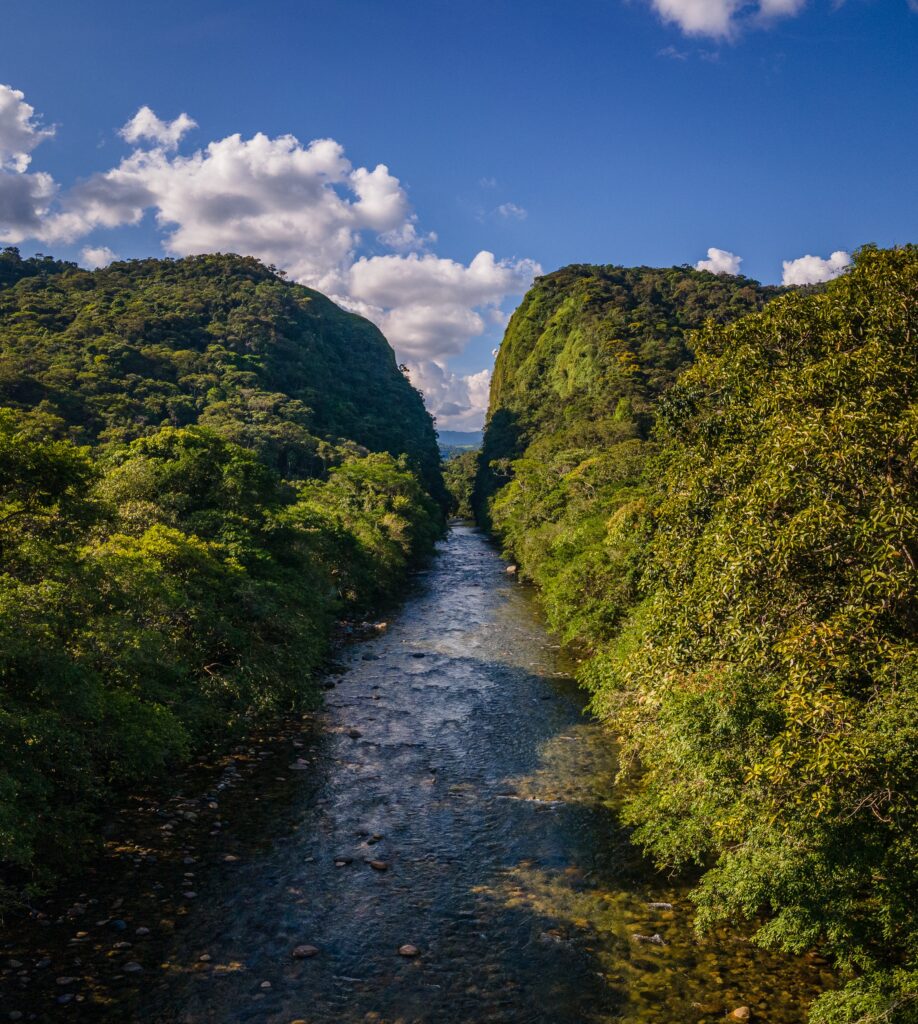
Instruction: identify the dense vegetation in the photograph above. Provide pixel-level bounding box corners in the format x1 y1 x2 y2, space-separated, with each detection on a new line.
474 263 783 646
477 248 918 1022
443 449 479 518
0 249 443 901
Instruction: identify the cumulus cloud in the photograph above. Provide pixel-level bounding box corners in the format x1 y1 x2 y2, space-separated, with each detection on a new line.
120 106 196 150
81 245 117 269
407 362 492 430
0 84 54 172
781 249 851 286
695 246 743 275
342 251 538 362
0 92 538 429
0 171 57 243
648 0 806 37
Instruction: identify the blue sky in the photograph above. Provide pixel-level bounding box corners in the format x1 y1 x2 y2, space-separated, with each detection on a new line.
1 0 916 427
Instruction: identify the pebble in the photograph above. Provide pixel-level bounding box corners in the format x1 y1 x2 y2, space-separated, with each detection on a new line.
647 902 673 910
347 729 362 739
223 854 240 863
260 980 272 989
199 954 212 962
56 976 78 985
730 1009 751 1022
291 945 319 959
123 961 143 973
136 927 151 936
398 944 420 957
368 860 388 871
631 933 665 945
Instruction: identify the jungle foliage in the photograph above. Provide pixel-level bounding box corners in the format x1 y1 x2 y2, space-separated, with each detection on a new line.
0 250 443 900
443 449 479 519
478 248 918 1023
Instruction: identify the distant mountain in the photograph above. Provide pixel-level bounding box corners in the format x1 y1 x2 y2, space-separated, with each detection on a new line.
437 429 482 457
438 429 483 447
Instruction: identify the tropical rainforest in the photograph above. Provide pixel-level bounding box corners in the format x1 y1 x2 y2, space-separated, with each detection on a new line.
474 246 918 1024
0 248 443 902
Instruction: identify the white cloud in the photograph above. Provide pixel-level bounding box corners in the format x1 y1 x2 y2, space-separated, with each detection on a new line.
648 0 806 37
781 249 851 286
695 246 743 275
0 93 537 429
496 202 528 220
0 85 57 242
0 84 54 172
81 245 117 269
342 250 539 361
0 171 57 242
407 362 492 430
120 106 197 150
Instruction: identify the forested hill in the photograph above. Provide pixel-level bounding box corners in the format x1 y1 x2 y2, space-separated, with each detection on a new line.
0 248 445 900
474 263 784 522
472 247 918 1024
0 248 442 496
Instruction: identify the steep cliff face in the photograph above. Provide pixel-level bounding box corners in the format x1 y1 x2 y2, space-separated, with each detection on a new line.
475 263 783 524
0 249 443 498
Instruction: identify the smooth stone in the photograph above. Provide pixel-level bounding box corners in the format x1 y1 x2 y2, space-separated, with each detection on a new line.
730 1008 751 1021
368 860 388 871
292 945 319 959
124 961 143 973
398 944 420 957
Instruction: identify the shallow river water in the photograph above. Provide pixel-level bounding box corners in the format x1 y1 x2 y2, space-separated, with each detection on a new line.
0 525 831 1024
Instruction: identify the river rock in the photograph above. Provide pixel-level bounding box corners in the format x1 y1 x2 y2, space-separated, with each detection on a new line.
292 945 319 959
647 902 673 910
398 944 420 957
506 565 517 574
730 1008 751 1021
348 729 362 739
368 860 388 871
631 933 665 945
124 961 143 973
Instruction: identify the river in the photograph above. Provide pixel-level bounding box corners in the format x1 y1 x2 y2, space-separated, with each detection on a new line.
0 525 830 1023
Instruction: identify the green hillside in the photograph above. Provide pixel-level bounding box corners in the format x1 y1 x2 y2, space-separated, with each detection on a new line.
0 248 442 495
473 263 782 646
0 249 443 898
476 247 918 1024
